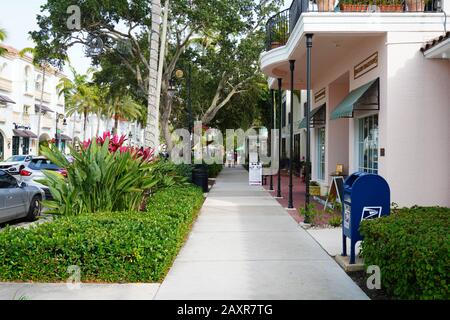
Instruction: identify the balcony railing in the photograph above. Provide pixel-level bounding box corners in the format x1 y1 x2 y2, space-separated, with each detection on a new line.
266 0 442 51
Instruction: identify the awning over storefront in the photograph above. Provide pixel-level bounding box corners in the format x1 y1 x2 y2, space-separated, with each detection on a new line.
12 129 38 138
298 104 326 129
0 94 16 104
330 78 379 120
35 104 54 113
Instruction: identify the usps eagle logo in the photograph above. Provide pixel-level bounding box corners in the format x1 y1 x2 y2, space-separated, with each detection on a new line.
360 207 382 222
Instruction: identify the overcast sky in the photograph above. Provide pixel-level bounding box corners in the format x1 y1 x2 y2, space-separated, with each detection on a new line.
1 0 291 78
0 0 92 77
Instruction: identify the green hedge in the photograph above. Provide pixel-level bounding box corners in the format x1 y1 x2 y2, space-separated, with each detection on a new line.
360 206 450 300
0 185 204 283
207 163 223 178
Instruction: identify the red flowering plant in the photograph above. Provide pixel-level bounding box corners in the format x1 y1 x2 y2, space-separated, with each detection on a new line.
38 131 160 215
82 132 155 163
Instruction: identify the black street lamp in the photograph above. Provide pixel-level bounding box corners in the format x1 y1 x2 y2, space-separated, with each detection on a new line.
276 78 282 198
304 34 313 223
55 113 67 149
288 60 295 209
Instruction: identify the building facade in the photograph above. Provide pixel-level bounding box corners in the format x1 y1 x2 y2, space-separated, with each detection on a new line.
0 44 145 159
261 0 450 207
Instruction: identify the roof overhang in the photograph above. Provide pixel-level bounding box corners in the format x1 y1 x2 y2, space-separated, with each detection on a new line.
422 37 450 59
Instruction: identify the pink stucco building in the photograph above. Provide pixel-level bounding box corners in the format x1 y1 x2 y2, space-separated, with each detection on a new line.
261 0 450 207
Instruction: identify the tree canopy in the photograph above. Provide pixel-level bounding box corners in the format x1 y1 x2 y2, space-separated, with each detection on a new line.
30 0 282 147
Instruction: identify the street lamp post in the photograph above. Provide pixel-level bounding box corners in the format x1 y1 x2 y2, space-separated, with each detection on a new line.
276 78 282 198
304 34 313 223
288 60 295 209
55 113 66 150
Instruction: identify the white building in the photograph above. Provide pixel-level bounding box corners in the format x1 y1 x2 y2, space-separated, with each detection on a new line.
0 44 67 159
0 44 145 158
261 0 450 207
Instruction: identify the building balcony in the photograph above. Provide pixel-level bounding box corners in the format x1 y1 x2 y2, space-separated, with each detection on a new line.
266 0 442 52
35 91 52 103
0 77 12 92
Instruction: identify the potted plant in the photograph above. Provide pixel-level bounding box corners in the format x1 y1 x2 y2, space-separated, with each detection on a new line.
309 181 321 196
269 16 288 49
340 0 354 11
340 0 369 12
355 0 369 11
379 0 403 12
406 0 426 12
317 0 336 12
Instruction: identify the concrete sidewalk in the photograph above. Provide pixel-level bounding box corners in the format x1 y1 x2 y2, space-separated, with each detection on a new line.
155 166 368 300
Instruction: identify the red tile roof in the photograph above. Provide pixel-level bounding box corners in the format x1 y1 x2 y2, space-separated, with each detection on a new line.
421 32 450 52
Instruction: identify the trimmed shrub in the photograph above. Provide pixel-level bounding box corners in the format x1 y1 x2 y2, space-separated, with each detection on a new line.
0 185 204 283
207 163 223 178
360 206 450 300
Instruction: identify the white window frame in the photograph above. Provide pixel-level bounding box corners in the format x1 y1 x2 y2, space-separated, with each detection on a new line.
355 112 379 174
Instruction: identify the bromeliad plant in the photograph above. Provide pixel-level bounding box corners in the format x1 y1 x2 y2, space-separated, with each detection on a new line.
39 133 158 216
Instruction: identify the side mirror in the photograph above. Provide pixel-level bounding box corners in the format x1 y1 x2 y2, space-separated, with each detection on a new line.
18 181 26 188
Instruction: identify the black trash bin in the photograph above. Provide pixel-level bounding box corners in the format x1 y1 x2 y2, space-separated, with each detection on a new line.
192 164 209 192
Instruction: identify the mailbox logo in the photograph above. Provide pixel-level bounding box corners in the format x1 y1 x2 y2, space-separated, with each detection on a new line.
361 207 382 221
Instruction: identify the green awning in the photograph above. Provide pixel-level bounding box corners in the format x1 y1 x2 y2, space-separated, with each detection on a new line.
298 104 326 129
330 79 378 120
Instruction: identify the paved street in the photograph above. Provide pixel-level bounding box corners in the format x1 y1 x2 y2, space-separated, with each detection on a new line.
155 166 368 300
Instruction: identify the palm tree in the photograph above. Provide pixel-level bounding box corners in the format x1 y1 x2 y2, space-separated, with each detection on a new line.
106 93 143 135
57 67 98 141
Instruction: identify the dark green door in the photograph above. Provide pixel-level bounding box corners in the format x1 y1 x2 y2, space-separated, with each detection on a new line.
22 137 30 155
12 136 20 155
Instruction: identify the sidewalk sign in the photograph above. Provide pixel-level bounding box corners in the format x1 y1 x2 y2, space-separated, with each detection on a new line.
249 162 262 186
324 175 345 209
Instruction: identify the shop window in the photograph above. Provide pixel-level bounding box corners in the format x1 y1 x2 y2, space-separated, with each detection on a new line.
24 66 32 92
358 114 379 174
316 127 325 181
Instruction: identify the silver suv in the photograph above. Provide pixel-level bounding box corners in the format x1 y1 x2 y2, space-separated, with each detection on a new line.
0 170 44 224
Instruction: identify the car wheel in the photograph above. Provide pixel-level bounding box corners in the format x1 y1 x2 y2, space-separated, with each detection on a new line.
26 195 42 221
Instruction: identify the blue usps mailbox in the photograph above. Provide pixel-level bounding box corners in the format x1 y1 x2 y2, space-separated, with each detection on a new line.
342 172 390 264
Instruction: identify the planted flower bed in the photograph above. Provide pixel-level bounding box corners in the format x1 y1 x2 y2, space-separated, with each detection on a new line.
0 185 204 283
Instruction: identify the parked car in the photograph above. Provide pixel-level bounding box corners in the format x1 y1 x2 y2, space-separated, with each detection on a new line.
19 157 66 200
0 169 44 224
0 155 33 175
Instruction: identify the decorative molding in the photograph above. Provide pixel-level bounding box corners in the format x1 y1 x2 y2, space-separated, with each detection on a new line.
314 88 326 103
354 52 378 80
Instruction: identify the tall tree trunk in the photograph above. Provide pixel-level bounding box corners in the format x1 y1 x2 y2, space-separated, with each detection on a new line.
144 0 162 148
114 115 119 136
96 110 101 136
36 67 46 155
160 87 173 151
83 110 87 141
